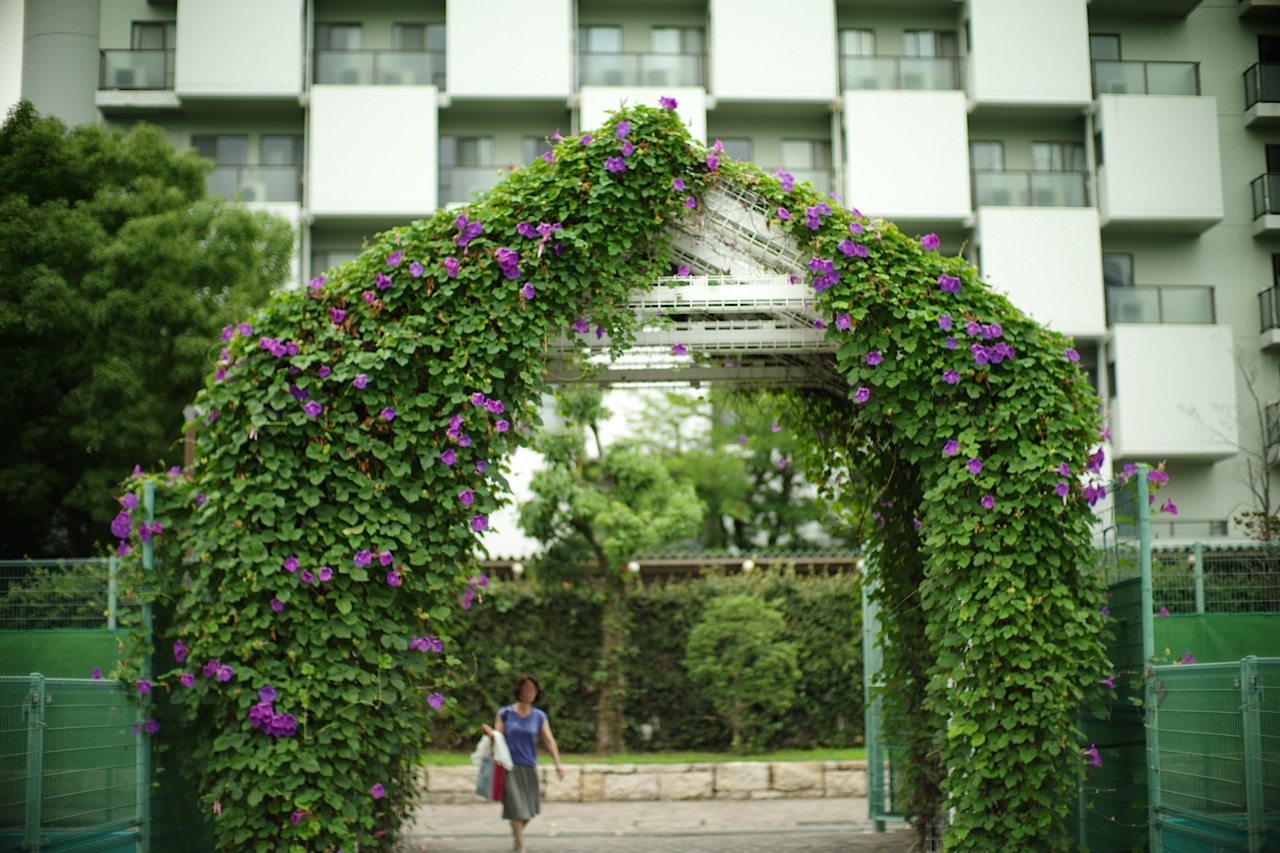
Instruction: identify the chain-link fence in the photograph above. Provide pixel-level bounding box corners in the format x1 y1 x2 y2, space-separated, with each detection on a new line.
0 559 142 630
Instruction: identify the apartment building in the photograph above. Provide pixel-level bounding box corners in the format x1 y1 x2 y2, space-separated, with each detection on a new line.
7 0 1280 540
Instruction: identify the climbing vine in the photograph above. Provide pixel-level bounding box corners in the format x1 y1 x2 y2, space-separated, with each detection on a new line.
111 104 1109 850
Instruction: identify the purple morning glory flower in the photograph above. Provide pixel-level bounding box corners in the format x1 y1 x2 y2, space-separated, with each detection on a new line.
921 234 940 250
965 321 982 337
194 493 206 507
1101 675 1116 689
221 325 234 342
1162 499 1178 515
381 407 396 421
454 214 483 247
145 719 160 734
946 336 958 350
616 120 631 138
379 551 393 567
476 460 487 473
110 511 132 540
775 169 795 192
659 96 678 109
1181 652 1194 664
836 313 851 330
121 492 139 510
943 440 960 456
459 434 472 447
459 489 475 506
938 274 961 294
354 373 368 389
318 365 331 379
1065 348 1080 362
304 400 322 418
330 307 347 324
428 692 446 709
180 673 195 687
521 282 535 300
444 257 459 278
137 679 151 695
813 319 825 330
354 550 373 567
471 514 488 532
672 343 687 355
777 457 788 469
684 197 697 209
778 208 792 220
283 557 299 573
1084 745 1102 768
865 351 883 366
370 784 386 799
386 571 401 587
854 387 870 403
573 319 590 334
258 685 277 704
673 177 685 191
174 640 188 662
938 315 953 331
967 458 983 475
300 569 314 584
621 140 634 157
375 272 392 289
318 566 333 582
1158 606 1170 617
470 391 485 406
386 251 403 267
495 247 521 280
971 344 991 366
837 240 869 258
605 156 627 173
1149 469 1169 486
942 369 961 384
409 260 424 278
580 133 592 145
271 597 284 612
1055 481 1070 498
849 222 864 235
1058 462 1071 476
980 495 995 509
216 664 234 682
677 265 691 277
441 449 457 466
706 154 719 171
91 667 102 680
495 419 510 432
484 398 505 414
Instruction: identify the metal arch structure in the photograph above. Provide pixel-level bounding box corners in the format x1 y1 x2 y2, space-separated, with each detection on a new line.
546 181 850 399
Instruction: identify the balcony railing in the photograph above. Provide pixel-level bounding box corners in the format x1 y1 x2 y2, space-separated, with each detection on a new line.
840 56 961 91
439 165 506 206
762 166 833 195
1245 63 1280 109
99 49 174 90
1106 285 1215 325
314 49 445 87
1268 400 1280 450
971 170 1090 208
1092 60 1200 96
1259 287 1280 333
1253 173 1280 219
578 51 704 87
206 165 302 203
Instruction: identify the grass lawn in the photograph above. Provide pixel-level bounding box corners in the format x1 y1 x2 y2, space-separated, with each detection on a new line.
420 747 867 766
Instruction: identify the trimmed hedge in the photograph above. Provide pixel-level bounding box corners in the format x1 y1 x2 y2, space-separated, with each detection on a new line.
429 570 862 753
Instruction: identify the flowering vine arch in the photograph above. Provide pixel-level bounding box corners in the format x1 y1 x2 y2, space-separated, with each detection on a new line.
119 105 1108 851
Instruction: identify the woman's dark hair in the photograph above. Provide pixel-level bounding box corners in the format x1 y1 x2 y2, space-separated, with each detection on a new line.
512 673 542 703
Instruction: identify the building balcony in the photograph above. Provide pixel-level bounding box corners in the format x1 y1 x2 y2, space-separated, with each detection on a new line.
972 170 1089 208
1106 285 1215 325
840 56 961 92
763 166 833 195
314 50 445 88
99 49 174 90
1253 173 1280 235
1239 0 1280 19
1245 63 1280 125
578 51 704 89
1091 60 1200 97
439 165 509 207
206 165 301 204
1257 287 1280 349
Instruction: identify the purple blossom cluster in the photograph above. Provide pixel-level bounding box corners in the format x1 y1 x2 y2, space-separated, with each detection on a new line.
495 247 521 280
249 685 298 738
460 573 489 611
411 634 443 653
804 201 832 231
454 213 483 247
807 257 840 293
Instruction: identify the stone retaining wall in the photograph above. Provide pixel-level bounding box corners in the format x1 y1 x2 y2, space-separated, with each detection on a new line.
421 760 867 804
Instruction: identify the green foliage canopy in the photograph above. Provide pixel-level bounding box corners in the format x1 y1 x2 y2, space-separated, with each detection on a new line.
0 101 294 557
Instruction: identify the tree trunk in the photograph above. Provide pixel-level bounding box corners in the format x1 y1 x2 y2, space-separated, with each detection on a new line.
595 579 628 753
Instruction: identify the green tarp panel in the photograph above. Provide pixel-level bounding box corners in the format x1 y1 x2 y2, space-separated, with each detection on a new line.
1155 615 1280 665
0 631 127 678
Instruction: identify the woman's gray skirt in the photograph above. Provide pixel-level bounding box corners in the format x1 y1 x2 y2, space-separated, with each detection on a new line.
502 764 540 821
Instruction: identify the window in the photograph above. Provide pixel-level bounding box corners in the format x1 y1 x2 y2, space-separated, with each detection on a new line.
719 138 752 163
839 29 875 57
1268 144 1280 174
131 21 175 50
192 135 248 165
312 249 360 277
1103 253 1133 287
1032 142 1086 172
903 30 958 58
440 136 494 168
580 26 622 54
780 139 832 169
316 24 361 51
393 23 445 52
1089 34 1121 61
522 136 553 164
1273 254 1280 289
261 136 302 166
650 27 703 55
969 141 1004 171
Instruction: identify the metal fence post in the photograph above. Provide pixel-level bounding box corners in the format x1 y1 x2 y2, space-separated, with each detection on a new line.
1146 671 1163 853
1192 542 1205 614
1137 464 1154 665
107 555 119 630
24 672 46 851
1241 656 1264 853
138 480 155 853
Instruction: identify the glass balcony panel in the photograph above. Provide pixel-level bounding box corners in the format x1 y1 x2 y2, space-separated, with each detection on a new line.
1029 172 1088 207
899 57 957 91
440 165 504 205
1107 287 1160 324
1146 62 1198 96
580 52 702 87
841 57 898 90
581 52 637 86
1253 174 1280 218
100 49 173 89
1094 61 1146 95
206 166 302 203
316 50 374 85
1262 63 1280 104
377 51 443 87
1160 286 1214 324
1258 287 1280 333
640 53 701 87
973 171 1029 206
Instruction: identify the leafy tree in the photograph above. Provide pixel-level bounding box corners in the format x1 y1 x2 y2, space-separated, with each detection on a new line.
683 593 800 751
0 101 294 557
630 388 874 550
518 388 705 751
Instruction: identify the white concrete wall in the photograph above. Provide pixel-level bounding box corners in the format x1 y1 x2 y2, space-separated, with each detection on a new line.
965 0 1091 107
977 208 1106 341
446 0 571 99
1110 324 1237 462
842 90 970 220
0 0 23 117
579 86 706 143
309 86 438 216
176 0 303 97
1096 95 1224 227
709 0 835 102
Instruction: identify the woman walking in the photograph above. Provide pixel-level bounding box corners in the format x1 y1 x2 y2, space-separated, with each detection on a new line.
483 673 565 853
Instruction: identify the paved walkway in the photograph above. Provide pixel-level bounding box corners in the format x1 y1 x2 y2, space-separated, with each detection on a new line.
398 797 914 852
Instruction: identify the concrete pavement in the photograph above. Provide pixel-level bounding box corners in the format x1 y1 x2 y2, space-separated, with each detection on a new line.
397 796 914 852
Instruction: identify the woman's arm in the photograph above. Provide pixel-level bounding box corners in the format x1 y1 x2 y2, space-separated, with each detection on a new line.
482 708 505 738
540 719 565 780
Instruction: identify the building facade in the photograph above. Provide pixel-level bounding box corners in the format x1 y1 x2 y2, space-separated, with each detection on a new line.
6 0 1280 541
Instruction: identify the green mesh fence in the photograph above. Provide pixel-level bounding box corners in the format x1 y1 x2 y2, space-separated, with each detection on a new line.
0 560 142 631
1152 548 1280 616
1147 657 1280 852
0 674 141 851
